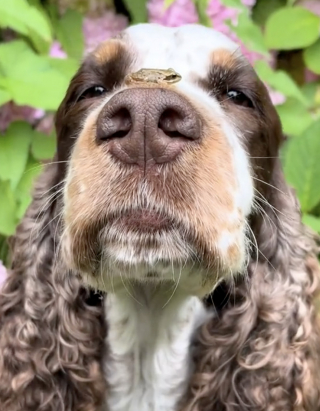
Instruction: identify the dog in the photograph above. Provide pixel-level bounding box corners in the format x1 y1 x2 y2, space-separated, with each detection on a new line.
0 23 320 411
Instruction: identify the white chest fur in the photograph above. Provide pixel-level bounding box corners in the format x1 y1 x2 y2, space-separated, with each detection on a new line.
104 286 210 411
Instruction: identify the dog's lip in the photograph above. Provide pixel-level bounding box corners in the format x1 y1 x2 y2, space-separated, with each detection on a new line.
109 209 172 231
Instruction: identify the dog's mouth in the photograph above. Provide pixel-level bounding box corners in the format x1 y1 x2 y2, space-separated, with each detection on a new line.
108 208 173 233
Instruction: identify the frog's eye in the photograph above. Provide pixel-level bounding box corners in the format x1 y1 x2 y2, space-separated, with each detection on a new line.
166 71 181 82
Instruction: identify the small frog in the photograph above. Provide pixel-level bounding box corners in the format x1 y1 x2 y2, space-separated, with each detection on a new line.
125 68 182 85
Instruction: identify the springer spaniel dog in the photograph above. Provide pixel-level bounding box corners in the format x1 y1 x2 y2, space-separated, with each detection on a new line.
0 23 320 411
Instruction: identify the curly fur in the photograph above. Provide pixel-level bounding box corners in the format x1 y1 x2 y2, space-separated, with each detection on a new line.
0 164 106 411
180 160 320 411
1 27 320 411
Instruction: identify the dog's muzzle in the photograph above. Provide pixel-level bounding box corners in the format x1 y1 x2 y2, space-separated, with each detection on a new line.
95 87 201 168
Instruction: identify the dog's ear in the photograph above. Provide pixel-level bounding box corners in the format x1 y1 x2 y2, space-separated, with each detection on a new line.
0 165 106 408
181 95 320 411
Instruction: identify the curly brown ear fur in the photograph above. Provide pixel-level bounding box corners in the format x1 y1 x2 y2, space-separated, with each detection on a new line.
0 163 106 411
181 157 320 411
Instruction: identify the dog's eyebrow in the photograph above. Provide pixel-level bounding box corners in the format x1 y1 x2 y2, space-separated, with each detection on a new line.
196 57 265 113
90 55 131 89
91 43 133 87
66 42 133 102
205 57 257 90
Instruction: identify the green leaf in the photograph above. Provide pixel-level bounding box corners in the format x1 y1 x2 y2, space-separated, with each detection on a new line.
276 99 314 136
15 156 43 219
219 0 246 11
31 131 56 160
301 81 319 109
0 234 10 265
302 214 320 234
0 0 52 50
0 41 73 110
264 6 320 50
194 0 211 26
255 60 307 105
122 0 147 24
252 0 286 26
304 39 320 75
0 89 11 106
164 0 176 7
0 181 17 236
315 85 320 107
228 12 269 56
284 119 320 212
55 10 84 61
45 56 79 79
0 122 33 190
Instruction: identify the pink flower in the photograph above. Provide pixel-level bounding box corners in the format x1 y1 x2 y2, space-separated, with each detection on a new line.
147 0 198 26
49 41 67 59
0 261 7 289
207 0 261 64
305 69 320 83
35 113 55 135
267 88 286 106
207 0 238 24
0 102 44 132
298 0 320 16
83 11 128 53
147 0 260 64
241 0 256 6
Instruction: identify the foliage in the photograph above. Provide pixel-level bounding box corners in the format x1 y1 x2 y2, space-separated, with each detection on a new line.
0 0 320 263
264 7 320 50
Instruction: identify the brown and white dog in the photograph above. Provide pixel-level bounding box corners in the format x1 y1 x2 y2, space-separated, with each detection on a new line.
0 23 320 411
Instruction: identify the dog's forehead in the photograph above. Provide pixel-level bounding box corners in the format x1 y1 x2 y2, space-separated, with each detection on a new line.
122 23 240 78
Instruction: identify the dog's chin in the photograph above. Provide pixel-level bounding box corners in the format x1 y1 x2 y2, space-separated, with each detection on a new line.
98 225 194 277
67 209 248 296
76 229 231 298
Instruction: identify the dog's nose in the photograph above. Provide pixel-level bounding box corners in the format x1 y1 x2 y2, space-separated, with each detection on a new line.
96 88 201 167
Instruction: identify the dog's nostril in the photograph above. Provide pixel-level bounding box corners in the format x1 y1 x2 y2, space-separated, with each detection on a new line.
158 108 195 140
158 109 183 138
111 128 130 138
98 108 132 141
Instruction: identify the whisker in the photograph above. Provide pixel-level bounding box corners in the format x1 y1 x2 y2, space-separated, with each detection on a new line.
252 198 277 231
162 264 182 309
249 156 281 159
246 224 276 271
120 271 142 306
28 188 64 249
252 176 287 196
254 188 287 221
22 160 69 175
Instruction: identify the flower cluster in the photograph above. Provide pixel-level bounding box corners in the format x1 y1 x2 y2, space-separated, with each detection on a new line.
0 103 44 133
148 0 260 63
299 0 320 16
83 11 128 53
147 0 198 26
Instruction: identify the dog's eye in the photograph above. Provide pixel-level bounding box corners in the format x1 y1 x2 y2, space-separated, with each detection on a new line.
79 86 106 101
227 90 253 108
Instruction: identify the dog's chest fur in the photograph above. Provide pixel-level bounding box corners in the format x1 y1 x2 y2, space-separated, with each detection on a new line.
104 286 210 411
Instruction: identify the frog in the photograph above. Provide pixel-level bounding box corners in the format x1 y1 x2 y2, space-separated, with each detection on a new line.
125 68 182 85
